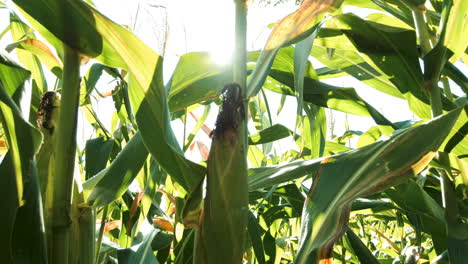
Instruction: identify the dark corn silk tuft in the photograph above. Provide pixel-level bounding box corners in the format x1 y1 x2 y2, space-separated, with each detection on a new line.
212 83 245 143
37 91 61 134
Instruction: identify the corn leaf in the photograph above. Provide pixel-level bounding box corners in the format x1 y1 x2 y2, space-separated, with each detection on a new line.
443 106 468 157
84 136 114 180
303 104 327 159
248 212 266 264
312 40 403 99
251 47 395 127
247 0 344 98
84 132 148 207
248 124 292 145
117 229 159 264
295 107 462 263
294 33 316 133
168 52 231 112
7 37 63 79
9 13 47 111
445 0 468 63
385 179 447 253
248 158 324 191
345 228 380 264
0 54 44 263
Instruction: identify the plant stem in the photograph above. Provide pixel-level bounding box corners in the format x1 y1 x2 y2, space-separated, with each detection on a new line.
441 76 453 101
234 0 247 92
261 88 273 126
121 81 135 125
234 0 249 176
399 0 434 55
79 207 96 264
429 81 443 117
50 44 81 264
411 8 434 55
183 108 187 149
95 205 108 264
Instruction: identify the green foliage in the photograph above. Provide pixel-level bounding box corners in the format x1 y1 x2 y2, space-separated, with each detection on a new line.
0 0 466 263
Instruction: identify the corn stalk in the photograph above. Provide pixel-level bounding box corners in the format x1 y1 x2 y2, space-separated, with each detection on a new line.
49 45 81 264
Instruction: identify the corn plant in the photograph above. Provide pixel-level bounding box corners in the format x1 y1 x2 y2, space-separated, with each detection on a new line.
0 0 466 263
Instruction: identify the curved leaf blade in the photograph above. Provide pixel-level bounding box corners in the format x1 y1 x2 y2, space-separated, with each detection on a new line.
345 228 380 264
248 124 292 145
246 0 343 98
336 14 425 100
295 108 462 263
445 0 468 62
84 132 148 207
168 52 231 112
117 229 159 264
0 55 44 263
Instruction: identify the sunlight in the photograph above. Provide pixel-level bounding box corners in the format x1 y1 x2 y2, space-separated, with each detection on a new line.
174 0 235 65
209 46 233 65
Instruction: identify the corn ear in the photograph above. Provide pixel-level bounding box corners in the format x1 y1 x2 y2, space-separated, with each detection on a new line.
36 91 60 199
195 83 249 264
35 91 61 246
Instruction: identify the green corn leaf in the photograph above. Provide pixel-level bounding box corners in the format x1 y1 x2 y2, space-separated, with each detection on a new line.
357 126 383 148
345 228 380 264
0 53 41 202
294 33 316 134
0 153 20 263
84 132 148 207
303 104 327 159
184 104 211 151
248 212 266 264
83 63 105 101
443 62 468 94
0 24 10 39
368 0 414 27
364 13 414 30
0 55 44 263
312 15 449 119
246 0 344 98
350 198 394 211
445 0 468 63
9 13 47 112
85 136 114 180
0 154 48 264
248 158 324 191
295 108 462 263
334 14 426 100
385 179 447 253
277 94 287 115
0 53 30 100
252 47 395 127
273 184 307 215
442 106 467 157
248 124 292 145
6 38 63 78
311 44 402 99
168 52 231 112
117 229 159 264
